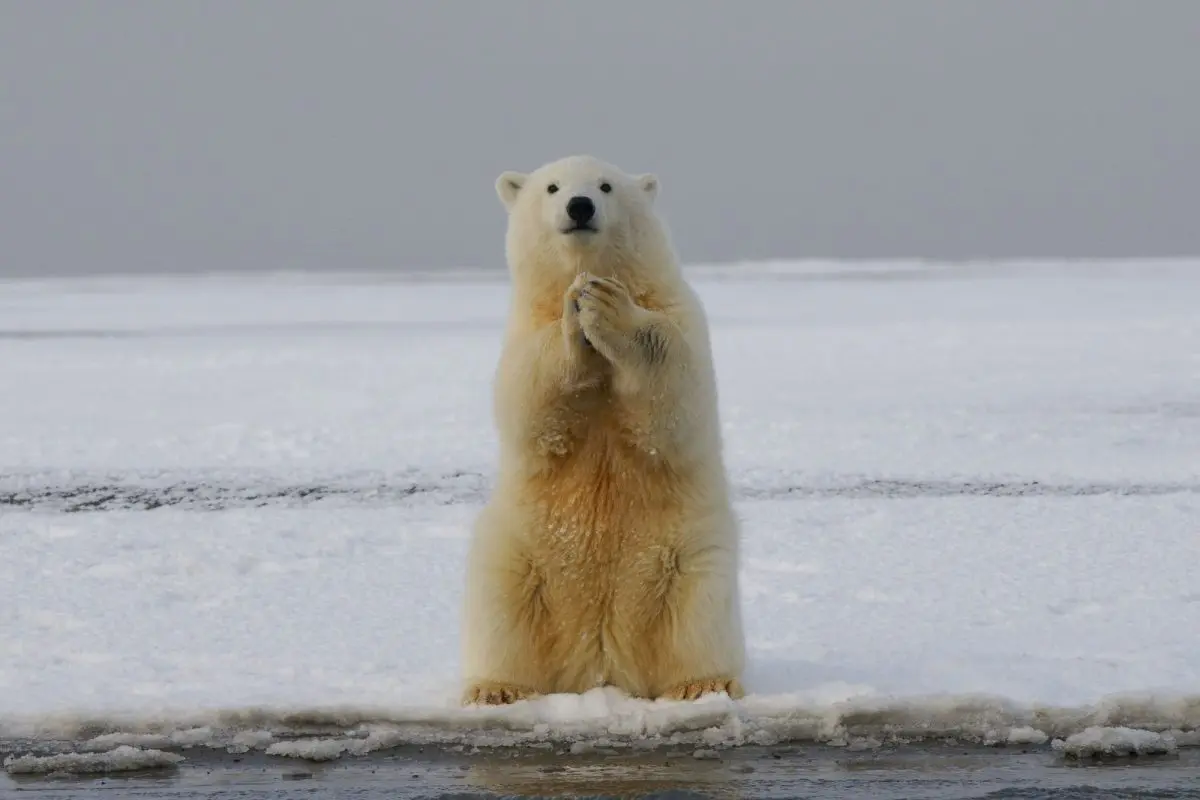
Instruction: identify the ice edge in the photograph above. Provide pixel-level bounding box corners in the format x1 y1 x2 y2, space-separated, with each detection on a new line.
4 688 1199 762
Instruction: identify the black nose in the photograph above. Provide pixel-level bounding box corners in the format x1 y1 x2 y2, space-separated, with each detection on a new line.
566 196 595 224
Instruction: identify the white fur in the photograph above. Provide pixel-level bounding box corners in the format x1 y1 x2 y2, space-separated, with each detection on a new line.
461 155 745 705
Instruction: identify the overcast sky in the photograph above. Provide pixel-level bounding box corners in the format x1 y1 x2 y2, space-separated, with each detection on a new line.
2 1 1198 278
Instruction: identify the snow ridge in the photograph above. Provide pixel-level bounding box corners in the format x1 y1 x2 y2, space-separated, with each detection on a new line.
4 472 1198 512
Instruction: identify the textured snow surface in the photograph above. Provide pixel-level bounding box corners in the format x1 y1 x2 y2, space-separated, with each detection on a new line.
1053 726 1179 759
3 745 184 775
2 260 1199 758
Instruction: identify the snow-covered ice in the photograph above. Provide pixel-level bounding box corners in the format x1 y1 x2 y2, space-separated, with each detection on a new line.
2 260 1198 761
1053 726 1179 759
3 744 184 775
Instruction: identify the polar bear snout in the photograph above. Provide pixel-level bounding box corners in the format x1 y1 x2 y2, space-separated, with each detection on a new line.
563 195 599 234
566 196 596 224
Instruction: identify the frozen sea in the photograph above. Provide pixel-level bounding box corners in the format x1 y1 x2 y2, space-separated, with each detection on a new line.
2 259 1199 797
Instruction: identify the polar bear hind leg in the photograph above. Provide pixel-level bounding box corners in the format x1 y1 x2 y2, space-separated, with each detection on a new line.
600 522 746 702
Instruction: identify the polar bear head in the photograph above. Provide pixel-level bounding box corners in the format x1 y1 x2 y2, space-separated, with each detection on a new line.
495 155 676 287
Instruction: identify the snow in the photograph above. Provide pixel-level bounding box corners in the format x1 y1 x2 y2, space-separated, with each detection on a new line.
2 260 1199 760
265 738 357 762
1053 726 1178 759
3 745 184 775
1006 727 1050 746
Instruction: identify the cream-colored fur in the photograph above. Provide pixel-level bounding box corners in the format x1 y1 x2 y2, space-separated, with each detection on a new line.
461 155 745 705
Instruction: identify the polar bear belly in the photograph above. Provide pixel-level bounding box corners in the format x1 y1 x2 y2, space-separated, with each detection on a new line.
519 425 688 695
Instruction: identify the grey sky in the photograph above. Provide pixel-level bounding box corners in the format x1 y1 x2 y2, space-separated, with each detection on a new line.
2 1 1198 278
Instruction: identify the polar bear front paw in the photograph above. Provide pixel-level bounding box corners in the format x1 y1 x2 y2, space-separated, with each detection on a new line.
576 275 643 352
461 681 540 706
658 677 744 702
562 273 595 351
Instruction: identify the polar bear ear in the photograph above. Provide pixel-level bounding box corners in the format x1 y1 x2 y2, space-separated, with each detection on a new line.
496 171 527 210
637 173 659 202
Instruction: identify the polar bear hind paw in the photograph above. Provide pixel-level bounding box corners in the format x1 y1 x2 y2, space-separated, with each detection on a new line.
461 681 540 706
659 677 744 702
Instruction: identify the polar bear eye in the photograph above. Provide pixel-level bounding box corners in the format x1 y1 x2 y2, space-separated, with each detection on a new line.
546 183 559 195
599 182 612 193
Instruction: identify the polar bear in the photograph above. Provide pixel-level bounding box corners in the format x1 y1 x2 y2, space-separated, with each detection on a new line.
460 154 745 705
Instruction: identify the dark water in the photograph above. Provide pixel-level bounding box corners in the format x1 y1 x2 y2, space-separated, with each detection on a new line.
4 744 1199 799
